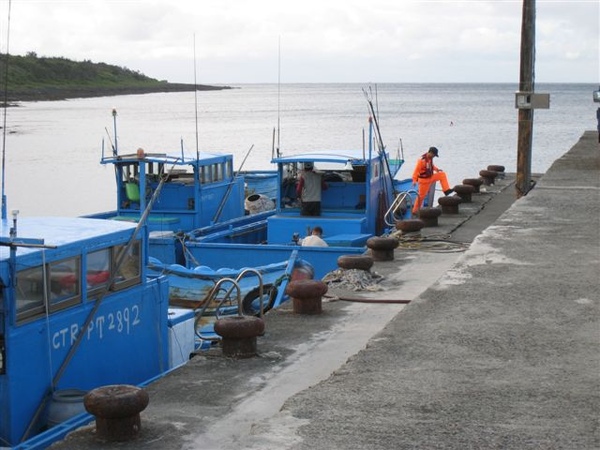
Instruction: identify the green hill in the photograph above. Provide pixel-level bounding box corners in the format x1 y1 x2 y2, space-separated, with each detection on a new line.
0 52 229 101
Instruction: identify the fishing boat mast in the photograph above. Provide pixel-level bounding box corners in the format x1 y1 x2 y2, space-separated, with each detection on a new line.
193 33 200 161
0 0 12 220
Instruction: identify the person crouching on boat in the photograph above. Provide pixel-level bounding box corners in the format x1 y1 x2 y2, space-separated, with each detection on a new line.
411 146 453 216
297 162 327 216
301 226 328 247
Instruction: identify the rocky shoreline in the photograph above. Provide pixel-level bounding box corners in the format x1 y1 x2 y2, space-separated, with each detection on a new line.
5 82 233 102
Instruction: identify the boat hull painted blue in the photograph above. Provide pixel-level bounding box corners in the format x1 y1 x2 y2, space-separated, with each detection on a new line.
148 257 294 306
0 217 170 447
185 241 364 280
1 278 169 445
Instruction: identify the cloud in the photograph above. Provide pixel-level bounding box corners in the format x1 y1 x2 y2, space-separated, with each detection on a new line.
1 0 597 83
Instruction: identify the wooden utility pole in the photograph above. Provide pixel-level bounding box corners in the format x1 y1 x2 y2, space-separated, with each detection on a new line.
516 0 536 198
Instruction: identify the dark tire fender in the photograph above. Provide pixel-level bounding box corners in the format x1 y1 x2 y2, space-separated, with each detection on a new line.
242 284 278 315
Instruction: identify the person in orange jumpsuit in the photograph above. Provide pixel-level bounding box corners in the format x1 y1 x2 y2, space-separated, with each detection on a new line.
411 147 453 215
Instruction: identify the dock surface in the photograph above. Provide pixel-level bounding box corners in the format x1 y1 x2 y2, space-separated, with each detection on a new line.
52 131 599 450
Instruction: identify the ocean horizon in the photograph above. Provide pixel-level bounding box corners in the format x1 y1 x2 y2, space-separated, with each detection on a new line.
3 82 597 217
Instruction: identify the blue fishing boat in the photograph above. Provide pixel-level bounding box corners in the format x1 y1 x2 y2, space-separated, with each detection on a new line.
0 117 282 450
86 110 278 265
0 213 171 448
181 99 415 279
0 184 294 449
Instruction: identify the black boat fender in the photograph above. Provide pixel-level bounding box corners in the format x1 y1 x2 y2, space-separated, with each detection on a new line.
242 284 278 316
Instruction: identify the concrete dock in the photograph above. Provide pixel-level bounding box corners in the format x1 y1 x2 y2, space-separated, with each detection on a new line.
52 131 599 450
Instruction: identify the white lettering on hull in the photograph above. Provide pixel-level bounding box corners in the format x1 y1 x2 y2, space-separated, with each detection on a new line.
52 305 141 350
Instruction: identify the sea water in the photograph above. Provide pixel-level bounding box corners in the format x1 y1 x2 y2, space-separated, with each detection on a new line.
2 83 596 217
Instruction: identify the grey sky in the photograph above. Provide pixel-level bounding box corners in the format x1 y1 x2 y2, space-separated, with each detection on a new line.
1 0 598 84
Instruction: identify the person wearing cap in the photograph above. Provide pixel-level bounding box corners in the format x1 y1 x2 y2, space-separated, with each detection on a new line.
296 162 327 216
411 146 453 216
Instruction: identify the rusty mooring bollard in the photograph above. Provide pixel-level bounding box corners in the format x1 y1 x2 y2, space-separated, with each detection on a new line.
286 279 328 315
462 178 483 193
453 184 475 203
214 316 265 358
479 169 498 185
337 255 374 271
395 218 424 234
366 236 398 261
487 164 506 178
417 207 442 227
438 195 462 214
84 384 149 442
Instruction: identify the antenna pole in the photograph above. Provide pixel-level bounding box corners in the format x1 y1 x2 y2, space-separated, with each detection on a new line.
194 34 200 160
276 36 281 157
1 0 12 221
111 108 118 155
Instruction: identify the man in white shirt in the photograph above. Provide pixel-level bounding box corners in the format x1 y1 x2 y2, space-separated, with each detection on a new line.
301 226 328 247
296 162 327 216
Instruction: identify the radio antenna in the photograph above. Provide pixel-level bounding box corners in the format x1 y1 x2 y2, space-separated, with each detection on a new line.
193 33 200 160
1 0 12 220
276 36 281 157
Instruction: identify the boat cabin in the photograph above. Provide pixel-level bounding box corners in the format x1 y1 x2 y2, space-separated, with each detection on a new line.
95 150 247 234
0 216 169 447
269 149 396 243
183 141 408 278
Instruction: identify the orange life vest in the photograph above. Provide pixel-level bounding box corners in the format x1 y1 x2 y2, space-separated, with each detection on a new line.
416 153 434 179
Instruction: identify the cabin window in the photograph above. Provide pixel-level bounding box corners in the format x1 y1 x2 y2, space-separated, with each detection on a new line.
86 249 111 297
200 166 207 184
15 256 82 321
48 257 81 311
111 241 141 290
12 242 141 323
122 163 139 182
15 265 47 322
213 164 222 182
225 160 233 179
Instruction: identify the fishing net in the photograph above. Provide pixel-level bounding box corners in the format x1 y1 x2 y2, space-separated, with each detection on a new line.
322 268 384 292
